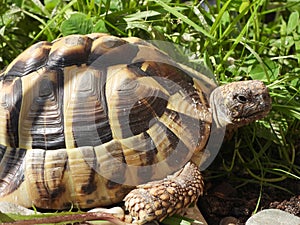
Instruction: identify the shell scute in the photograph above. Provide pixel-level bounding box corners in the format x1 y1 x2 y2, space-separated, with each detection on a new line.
0 78 22 148
47 35 93 68
2 41 51 79
18 70 65 150
88 35 129 64
0 33 217 210
0 145 26 196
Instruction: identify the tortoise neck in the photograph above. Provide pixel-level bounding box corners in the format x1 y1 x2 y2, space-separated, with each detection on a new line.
209 89 232 128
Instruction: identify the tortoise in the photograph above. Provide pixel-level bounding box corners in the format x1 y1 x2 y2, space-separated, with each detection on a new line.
0 33 271 224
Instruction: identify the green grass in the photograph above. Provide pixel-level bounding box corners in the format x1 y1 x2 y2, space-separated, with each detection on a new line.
0 0 300 224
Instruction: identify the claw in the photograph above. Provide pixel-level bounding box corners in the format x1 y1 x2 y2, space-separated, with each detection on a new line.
124 162 204 224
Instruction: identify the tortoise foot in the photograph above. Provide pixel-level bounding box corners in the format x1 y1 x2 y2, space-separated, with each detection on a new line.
124 162 204 224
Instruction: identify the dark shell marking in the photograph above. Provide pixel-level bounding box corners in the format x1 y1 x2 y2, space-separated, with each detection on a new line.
0 33 214 209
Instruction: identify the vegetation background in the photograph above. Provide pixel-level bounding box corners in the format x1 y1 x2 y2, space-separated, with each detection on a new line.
0 0 299 224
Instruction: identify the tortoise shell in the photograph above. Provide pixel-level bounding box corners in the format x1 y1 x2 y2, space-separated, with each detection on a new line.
0 33 217 209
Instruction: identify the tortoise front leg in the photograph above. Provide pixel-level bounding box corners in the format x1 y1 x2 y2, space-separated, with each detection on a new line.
124 162 204 224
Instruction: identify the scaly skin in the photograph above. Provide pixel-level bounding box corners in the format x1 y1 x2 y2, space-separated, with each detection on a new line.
124 162 203 224
210 80 271 128
124 80 271 224
0 33 271 224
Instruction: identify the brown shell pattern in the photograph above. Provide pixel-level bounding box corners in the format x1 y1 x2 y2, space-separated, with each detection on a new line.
0 33 215 209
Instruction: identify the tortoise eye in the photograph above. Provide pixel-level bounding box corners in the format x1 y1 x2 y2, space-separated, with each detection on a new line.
236 94 247 103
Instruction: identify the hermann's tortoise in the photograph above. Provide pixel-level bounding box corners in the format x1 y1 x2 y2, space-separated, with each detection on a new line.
0 33 271 224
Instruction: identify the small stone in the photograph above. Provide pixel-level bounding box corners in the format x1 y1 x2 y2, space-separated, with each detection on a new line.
88 206 125 220
219 216 239 225
0 202 41 215
246 209 300 225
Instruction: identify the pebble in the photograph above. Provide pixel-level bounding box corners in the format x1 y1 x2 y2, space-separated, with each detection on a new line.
246 209 300 225
0 202 40 215
219 216 238 225
88 206 124 219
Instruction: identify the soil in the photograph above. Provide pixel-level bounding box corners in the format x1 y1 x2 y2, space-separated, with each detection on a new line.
197 128 300 225
198 179 300 225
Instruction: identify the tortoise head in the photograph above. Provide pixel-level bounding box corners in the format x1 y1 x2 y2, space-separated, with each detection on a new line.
210 80 271 128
